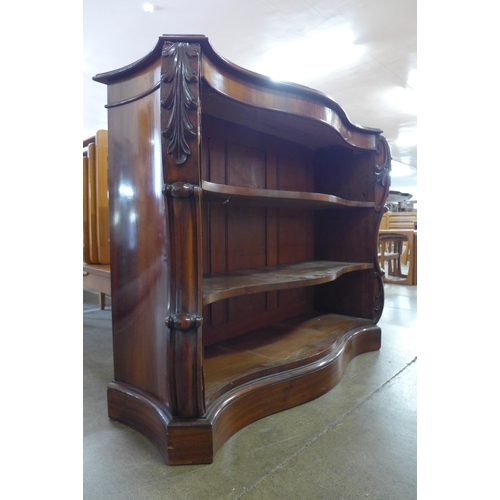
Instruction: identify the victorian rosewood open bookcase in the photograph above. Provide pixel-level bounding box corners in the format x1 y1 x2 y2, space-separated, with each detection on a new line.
93 35 391 465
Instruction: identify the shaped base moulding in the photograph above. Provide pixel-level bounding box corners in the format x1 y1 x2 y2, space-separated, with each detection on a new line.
107 319 381 465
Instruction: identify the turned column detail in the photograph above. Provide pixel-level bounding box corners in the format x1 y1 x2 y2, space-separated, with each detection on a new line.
161 41 204 418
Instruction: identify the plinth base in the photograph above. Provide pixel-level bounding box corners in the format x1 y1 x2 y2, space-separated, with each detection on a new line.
107 320 381 465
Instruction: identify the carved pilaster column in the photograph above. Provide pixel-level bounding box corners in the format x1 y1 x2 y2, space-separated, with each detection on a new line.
161 42 204 418
373 135 392 322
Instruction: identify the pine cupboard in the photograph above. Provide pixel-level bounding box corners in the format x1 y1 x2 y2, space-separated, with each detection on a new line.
93 35 391 465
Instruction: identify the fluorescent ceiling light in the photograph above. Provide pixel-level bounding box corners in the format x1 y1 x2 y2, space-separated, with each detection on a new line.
391 160 416 177
396 129 417 148
255 27 363 84
407 68 417 91
387 86 417 114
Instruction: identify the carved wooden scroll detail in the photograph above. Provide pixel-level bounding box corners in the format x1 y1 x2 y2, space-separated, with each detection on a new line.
161 42 200 165
374 136 392 214
373 135 392 323
373 271 385 323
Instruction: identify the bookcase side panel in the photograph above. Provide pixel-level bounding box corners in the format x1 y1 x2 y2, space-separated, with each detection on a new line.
107 81 170 404
314 270 376 320
314 147 376 202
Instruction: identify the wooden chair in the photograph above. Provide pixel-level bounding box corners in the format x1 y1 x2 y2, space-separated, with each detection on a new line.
386 212 416 264
378 233 408 281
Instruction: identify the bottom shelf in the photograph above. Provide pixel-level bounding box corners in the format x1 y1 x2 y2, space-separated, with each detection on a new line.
204 311 376 405
107 312 381 465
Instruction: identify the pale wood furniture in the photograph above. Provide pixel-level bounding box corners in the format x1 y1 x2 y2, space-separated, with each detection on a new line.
379 233 405 276
83 131 111 309
93 35 391 465
379 211 417 265
379 229 417 285
379 210 417 230
386 211 417 230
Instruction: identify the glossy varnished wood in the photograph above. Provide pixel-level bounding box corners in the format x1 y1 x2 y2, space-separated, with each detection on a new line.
203 312 377 403
105 59 170 404
94 35 381 152
94 35 390 465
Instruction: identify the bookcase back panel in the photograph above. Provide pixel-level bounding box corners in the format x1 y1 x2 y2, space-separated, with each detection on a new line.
202 202 315 344
202 116 313 192
315 209 376 264
201 117 317 344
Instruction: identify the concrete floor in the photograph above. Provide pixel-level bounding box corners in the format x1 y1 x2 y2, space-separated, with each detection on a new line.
83 284 417 499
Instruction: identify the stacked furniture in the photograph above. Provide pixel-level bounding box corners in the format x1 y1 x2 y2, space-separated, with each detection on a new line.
386 211 417 230
83 130 111 308
93 35 391 464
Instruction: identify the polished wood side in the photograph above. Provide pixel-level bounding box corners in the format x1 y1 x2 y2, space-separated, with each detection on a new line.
94 35 390 465
105 55 170 405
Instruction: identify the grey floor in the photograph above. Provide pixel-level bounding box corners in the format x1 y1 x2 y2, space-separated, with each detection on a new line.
83 284 417 500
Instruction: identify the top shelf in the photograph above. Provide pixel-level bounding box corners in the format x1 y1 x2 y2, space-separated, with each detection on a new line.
202 181 374 209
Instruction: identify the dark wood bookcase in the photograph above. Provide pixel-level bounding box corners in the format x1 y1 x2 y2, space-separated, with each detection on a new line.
94 35 391 465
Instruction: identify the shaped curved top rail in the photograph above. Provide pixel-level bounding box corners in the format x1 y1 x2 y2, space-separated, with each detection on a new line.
94 35 382 151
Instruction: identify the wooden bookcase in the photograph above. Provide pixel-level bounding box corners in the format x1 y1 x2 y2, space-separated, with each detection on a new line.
94 35 391 465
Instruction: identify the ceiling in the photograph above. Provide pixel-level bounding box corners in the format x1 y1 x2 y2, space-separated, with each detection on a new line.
83 0 417 196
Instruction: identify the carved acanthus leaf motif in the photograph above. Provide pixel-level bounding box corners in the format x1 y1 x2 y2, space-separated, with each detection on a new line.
161 42 200 165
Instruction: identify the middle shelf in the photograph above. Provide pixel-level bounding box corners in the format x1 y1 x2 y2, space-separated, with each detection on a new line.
202 181 375 209
203 260 373 305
